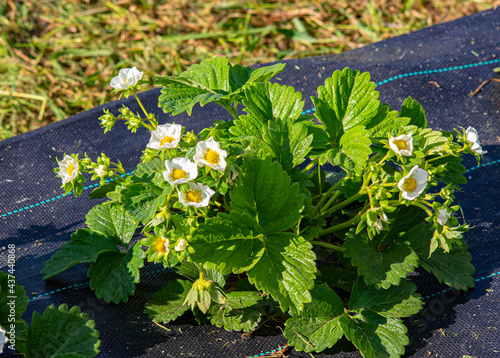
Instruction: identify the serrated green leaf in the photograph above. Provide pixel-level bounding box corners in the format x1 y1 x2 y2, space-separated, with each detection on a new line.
366 104 410 137
383 206 428 242
189 211 263 275
88 242 145 303
42 229 119 280
313 68 380 145
85 204 137 246
228 63 285 93
344 231 419 290
349 278 423 318
0 272 28 327
284 285 344 352
230 157 304 234
405 224 475 290
89 180 119 199
340 312 408 358
121 176 167 224
135 158 165 177
401 96 427 128
144 279 191 323
25 304 100 358
246 232 316 314
328 126 372 171
210 291 264 332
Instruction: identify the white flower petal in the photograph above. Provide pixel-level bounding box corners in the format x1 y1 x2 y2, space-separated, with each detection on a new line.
398 165 428 201
175 238 188 251
437 208 451 225
0 325 8 353
193 137 228 171
58 155 79 185
147 124 182 150
110 67 143 90
163 157 198 185
465 126 487 155
389 133 413 156
177 182 215 208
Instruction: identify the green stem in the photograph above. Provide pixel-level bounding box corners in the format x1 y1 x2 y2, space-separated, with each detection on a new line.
319 190 342 214
220 102 239 121
318 214 362 236
301 158 319 173
315 179 343 214
310 240 346 253
320 192 363 217
132 91 150 118
426 153 452 163
410 202 433 216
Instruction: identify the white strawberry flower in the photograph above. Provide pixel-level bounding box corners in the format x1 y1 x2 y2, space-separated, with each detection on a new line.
193 137 228 171
147 123 182 150
175 238 188 252
177 182 215 208
95 164 107 178
0 326 8 354
110 67 143 90
389 133 413 156
397 165 428 200
436 208 451 225
163 157 198 186
465 126 487 155
58 155 79 185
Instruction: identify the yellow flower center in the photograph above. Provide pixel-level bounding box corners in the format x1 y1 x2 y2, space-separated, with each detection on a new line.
204 149 219 165
171 168 188 181
66 162 75 175
186 189 202 203
160 136 175 146
154 237 168 253
394 139 407 150
402 176 417 192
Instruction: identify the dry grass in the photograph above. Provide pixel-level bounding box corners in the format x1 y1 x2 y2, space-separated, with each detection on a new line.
0 0 498 139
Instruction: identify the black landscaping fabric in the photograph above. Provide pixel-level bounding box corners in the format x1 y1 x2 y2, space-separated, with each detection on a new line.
1 7 500 358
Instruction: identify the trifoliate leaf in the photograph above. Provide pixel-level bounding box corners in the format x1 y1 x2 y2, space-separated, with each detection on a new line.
284 285 344 352
144 279 191 323
349 278 423 318
42 229 119 279
0 272 28 327
89 180 119 199
24 304 100 358
85 204 137 246
327 126 372 171
344 231 419 290
246 233 316 314
189 211 263 275
340 312 408 358
319 265 357 293
230 157 304 234
121 176 168 224
88 242 145 303
312 68 380 145
401 96 427 128
405 223 475 290
366 104 410 137
210 291 264 332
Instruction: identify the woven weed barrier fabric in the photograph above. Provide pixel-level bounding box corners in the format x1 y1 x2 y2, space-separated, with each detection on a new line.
1 7 499 358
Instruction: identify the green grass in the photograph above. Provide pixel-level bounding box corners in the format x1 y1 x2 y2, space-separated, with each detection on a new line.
0 0 498 139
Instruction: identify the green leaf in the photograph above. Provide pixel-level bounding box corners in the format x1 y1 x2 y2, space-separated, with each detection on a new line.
246 232 316 314
349 278 423 318
405 223 475 290
89 180 119 199
401 96 427 128
229 63 285 93
25 304 100 358
366 104 410 137
144 279 191 323
230 157 304 234
51 354 86 358
284 286 344 353
340 312 408 358
88 242 145 303
327 126 372 171
210 291 264 332
121 176 167 224
312 68 380 144
85 204 137 246
344 231 419 290
0 271 28 327
135 157 165 177
42 229 119 280
189 211 263 275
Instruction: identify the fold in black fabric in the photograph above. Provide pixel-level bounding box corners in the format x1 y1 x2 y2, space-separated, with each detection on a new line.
1 7 499 358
